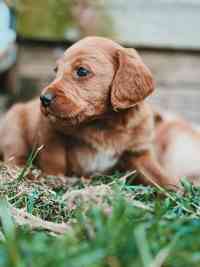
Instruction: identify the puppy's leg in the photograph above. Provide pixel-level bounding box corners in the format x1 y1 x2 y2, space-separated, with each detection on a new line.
3 138 29 166
124 151 180 190
0 105 29 167
37 140 66 176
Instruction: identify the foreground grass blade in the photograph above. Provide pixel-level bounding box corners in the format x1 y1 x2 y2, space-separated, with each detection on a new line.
134 224 153 267
17 145 44 181
0 198 23 267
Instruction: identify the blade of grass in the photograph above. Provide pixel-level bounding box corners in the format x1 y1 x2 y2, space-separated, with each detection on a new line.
0 197 15 239
149 231 180 267
0 230 5 241
17 145 44 181
0 198 23 267
134 224 153 267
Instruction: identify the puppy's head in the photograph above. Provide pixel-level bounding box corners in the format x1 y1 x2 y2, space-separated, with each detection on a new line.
40 37 155 128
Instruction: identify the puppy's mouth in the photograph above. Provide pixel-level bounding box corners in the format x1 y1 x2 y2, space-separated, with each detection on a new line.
40 105 83 126
48 112 66 123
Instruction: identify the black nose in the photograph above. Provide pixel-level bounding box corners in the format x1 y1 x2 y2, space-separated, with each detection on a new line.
40 93 55 107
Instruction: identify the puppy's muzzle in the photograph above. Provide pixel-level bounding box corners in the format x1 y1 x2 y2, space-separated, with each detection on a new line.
40 92 55 107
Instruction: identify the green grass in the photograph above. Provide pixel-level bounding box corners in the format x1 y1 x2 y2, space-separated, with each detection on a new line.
1 162 200 267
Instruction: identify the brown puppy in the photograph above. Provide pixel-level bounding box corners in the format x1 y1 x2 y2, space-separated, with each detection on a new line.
0 37 178 188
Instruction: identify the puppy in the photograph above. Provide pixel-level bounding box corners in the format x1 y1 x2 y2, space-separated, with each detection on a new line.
0 37 178 188
155 110 200 185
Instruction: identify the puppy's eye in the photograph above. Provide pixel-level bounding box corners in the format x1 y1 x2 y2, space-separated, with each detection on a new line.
54 66 58 73
76 66 90 77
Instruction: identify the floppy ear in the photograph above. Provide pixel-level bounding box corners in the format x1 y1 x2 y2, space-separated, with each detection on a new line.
111 48 155 110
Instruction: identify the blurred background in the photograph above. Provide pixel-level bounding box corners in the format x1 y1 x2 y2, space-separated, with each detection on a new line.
1 0 200 122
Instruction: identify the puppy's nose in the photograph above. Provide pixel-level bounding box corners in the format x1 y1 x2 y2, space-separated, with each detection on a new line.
40 93 55 107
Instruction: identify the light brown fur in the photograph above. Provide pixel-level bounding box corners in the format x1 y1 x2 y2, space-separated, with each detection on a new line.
155 110 200 185
0 37 178 188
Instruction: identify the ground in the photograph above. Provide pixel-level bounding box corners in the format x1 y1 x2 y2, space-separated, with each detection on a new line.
1 157 200 267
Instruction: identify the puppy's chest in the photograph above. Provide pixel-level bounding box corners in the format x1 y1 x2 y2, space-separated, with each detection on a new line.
77 149 119 174
68 145 120 175
66 125 130 176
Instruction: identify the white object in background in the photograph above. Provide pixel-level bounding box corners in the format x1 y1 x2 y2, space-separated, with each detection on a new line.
0 0 16 72
0 0 10 29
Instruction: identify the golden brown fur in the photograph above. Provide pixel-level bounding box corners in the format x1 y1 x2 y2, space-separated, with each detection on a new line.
0 37 178 188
